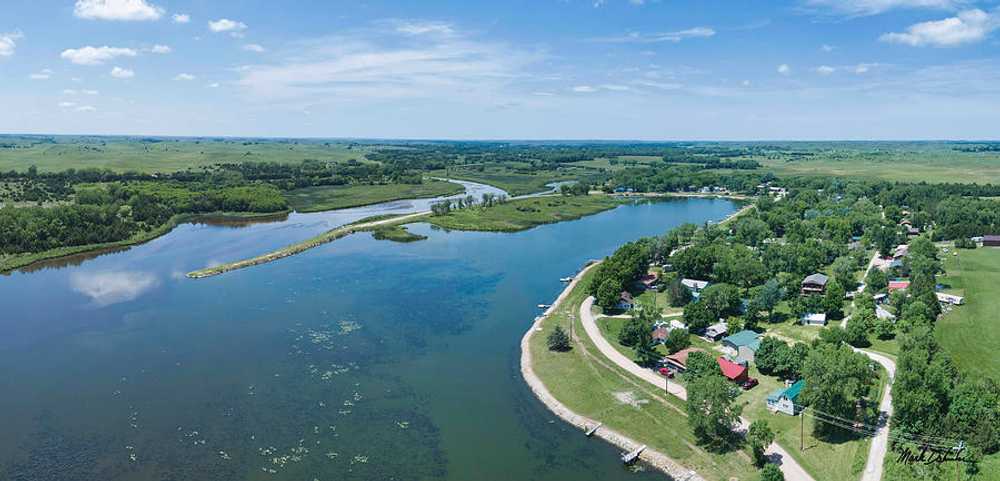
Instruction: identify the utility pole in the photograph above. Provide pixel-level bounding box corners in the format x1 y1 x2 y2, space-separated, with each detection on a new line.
800 406 805 451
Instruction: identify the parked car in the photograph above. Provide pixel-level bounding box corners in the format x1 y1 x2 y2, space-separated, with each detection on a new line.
741 378 759 390
658 367 674 378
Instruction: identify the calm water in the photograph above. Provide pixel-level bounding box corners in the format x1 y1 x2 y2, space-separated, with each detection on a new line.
0 189 736 481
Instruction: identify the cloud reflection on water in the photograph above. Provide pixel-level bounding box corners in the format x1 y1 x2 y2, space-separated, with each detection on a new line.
69 270 160 306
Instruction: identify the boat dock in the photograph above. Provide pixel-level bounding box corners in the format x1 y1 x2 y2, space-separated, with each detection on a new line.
585 423 602 437
621 445 646 465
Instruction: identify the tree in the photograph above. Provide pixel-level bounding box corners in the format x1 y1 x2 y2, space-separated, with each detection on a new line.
726 316 743 335
831 256 857 292
865 268 888 293
619 314 650 347
800 344 876 437
595 278 621 310
685 351 719 380
823 281 846 319
735 217 771 248
846 315 871 347
684 301 715 333
760 463 785 481
747 420 776 467
754 279 784 321
547 325 571 352
635 338 661 366
667 277 693 307
701 283 743 319
754 337 787 375
664 328 691 354
686 373 743 449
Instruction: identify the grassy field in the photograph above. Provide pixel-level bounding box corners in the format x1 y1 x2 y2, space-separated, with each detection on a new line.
368 224 427 243
427 195 621 232
936 247 1000 380
0 135 367 173
431 164 581 196
285 180 464 212
529 268 758 481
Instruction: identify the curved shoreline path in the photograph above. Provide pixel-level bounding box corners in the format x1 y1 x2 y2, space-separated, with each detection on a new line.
577 296 816 481
520 264 705 481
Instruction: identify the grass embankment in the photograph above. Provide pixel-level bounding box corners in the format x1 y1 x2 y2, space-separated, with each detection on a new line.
428 195 622 232
530 268 756 481
0 210 289 274
431 164 577 196
285 180 464 212
937 247 1000 379
369 225 427 243
186 212 431 278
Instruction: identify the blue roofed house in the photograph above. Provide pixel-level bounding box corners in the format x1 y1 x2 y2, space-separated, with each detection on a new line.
721 330 762 362
767 380 805 416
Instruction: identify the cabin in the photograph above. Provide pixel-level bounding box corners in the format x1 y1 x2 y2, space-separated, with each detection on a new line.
888 280 910 292
616 291 635 310
681 278 710 293
801 273 829 295
717 356 749 384
704 321 728 341
800 313 827 326
662 347 705 372
721 330 762 362
936 292 965 305
767 380 805 416
984 235 1000 247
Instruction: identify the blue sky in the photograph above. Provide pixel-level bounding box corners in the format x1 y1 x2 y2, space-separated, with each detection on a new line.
2 0 1000 139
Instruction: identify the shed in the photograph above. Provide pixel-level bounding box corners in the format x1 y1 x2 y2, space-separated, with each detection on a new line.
767 380 805 415
721 330 762 362
801 273 829 295
717 356 749 383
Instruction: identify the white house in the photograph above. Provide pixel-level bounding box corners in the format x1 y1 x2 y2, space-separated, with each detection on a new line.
800 313 827 326
767 380 806 416
681 278 710 292
936 293 965 305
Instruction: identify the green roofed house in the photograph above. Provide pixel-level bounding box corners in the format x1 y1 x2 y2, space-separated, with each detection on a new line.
767 380 805 416
721 329 761 362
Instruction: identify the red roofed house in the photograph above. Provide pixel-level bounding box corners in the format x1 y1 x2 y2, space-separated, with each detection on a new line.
651 324 670 343
888 280 910 292
662 347 705 372
717 356 749 384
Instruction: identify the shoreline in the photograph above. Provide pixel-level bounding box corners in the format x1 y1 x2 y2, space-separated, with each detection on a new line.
519 262 703 480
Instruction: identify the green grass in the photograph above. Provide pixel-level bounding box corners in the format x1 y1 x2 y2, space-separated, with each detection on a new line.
427 195 621 232
936 247 1000 379
529 268 757 481
0 136 368 173
431 164 579 196
285 180 464 212
367 224 427 243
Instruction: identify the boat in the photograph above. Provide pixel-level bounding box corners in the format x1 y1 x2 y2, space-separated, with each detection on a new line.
537 304 551 309
559 277 573 283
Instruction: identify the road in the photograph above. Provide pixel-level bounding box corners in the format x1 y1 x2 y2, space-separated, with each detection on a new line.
579 296 816 481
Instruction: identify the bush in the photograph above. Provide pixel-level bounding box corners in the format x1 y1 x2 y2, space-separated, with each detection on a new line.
547 325 571 352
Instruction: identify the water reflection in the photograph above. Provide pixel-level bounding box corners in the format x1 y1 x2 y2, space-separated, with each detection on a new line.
69 270 160 306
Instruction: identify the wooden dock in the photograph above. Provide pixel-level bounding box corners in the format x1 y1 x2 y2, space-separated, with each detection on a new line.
584 423 602 437
621 445 646 465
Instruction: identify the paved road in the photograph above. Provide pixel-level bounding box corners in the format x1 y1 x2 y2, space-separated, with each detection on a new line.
579 296 816 481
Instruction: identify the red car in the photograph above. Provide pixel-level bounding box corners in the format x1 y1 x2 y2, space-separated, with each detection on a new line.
658 367 675 378
741 378 759 390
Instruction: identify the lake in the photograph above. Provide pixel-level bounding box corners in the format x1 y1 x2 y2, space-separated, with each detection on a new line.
0 189 737 481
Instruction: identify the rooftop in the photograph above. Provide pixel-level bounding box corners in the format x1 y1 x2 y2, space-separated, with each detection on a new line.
802 273 829 286
722 329 761 349
767 379 806 403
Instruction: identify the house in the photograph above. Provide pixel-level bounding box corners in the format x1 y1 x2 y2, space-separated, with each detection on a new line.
704 321 729 341
906 226 920 236
893 244 909 259
876 305 896 321
662 347 705 372
801 273 829 295
801 313 827 326
873 293 888 304
721 330 762 362
717 356 749 384
638 273 659 290
936 293 965 305
767 380 805 415
616 291 635 310
888 280 910 292
651 324 670 343
681 278 710 293
984 235 1000 247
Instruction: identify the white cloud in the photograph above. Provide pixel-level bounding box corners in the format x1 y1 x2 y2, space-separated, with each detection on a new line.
600 84 630 91
880 9 998 47
0 31 23 57
741 79 752 86
83 89 100 95
591 27 716 43
393 21 455 37
854 63 877 74
803 0 963 16
174 73 196 81
29 69 53 80
821 44 836 52
572 85 598 93
209 18 248 33
816 65 836 75
172 13 190 24
207 82 220 88
70 271 158 306
74 0 164 21
242 43 266 53
61 46 137 65
110 66 135 78
150 44 171 54
76 105 97 112
58 101 77 108
777 63 791 75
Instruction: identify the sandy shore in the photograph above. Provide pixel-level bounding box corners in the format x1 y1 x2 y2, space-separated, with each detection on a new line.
519 262 703 481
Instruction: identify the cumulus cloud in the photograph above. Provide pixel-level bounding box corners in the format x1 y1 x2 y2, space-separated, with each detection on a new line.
29 69 53 80
174 73 195 80
74 0 164 21
110 66 135 78
880 9 998 46
61 46 137 65
591 27 716 43
0 31 23 57
777 63 791 75
70 271 158 306
816 65 836 75
242 43 265 53
172 13 190 23
150 44 171 54
802 0 964 16
209 18 248 33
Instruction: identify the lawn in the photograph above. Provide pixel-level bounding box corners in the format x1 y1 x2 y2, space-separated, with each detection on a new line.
529 268 757 481
0 135 367 173
936 247 1000 379
285 180 464 212
426 195 622 232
